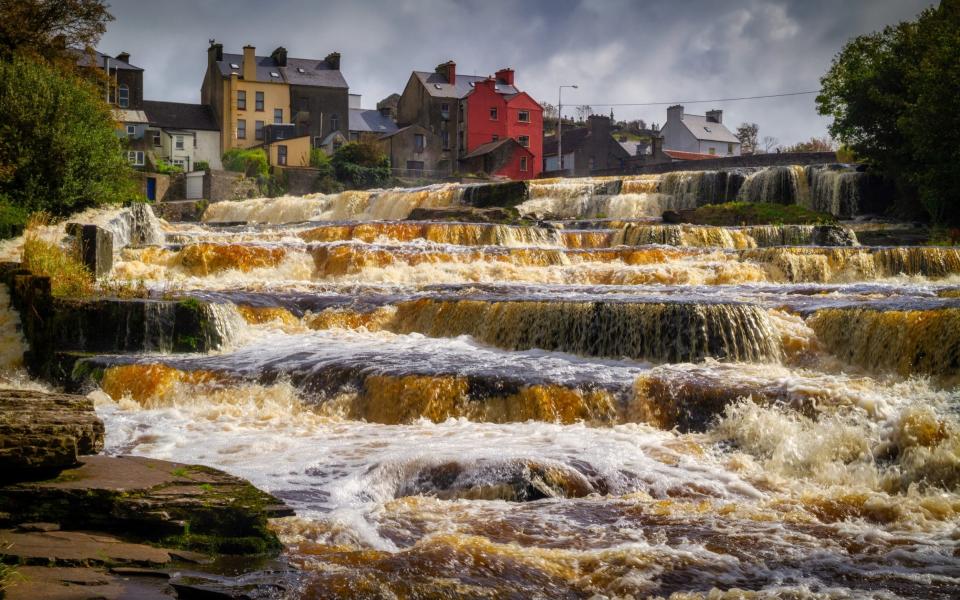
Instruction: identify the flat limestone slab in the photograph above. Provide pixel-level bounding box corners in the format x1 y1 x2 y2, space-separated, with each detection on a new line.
0 529 171 566
5 566 174 600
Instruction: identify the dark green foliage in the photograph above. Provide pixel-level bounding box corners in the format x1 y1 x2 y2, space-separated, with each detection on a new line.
153 158 183 175
309 148 334 178
687 202 837 226
0 196 26 239
0 57 135 218
222 148 269 177
193 160 209 172
331 142 390 189
817 0 960 224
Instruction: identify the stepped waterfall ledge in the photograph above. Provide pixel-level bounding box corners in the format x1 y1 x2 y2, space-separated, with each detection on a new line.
2 166 958 599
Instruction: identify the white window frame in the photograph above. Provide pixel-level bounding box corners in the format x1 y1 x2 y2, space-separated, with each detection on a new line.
127 150 144 166
237 119 246 139
152 131 161 146
274 108 283 124
118 84 129 108
518 135 529 147
175 135 184 150
520 156 528 172
172 158 186 169
518 110 530 122
126 124 136 138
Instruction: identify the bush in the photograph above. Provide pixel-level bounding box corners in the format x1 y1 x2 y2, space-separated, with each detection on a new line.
222 148 269 177
332 142 390 189
309 148 334 178
153 158 183 174
0 56 135 217
0 196 27 239
193 160 210 172
20 213 93 297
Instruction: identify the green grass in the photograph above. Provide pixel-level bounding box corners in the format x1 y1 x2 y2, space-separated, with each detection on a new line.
685 202 837 226
21 213 93 297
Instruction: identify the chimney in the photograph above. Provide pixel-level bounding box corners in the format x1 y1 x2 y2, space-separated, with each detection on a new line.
208 39 223 63
495 67 514 86
706 109 723 124
115 51 130 64
651 135 663 156
588 114 610 136
325 52 341 70
242 45 256 81
667 104 684 122
435 60 456 85
271 46 287 67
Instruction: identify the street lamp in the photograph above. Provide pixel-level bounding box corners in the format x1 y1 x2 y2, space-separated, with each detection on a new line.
557 85 577 174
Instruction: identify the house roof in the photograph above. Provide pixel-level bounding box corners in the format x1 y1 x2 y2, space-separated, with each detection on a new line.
215 52 348 88
677 114 740 144
463 138 531 160
542 127 591 156
349 108 398 134
143 100 219 131
413 71 518 99
664 149 720 161
75 49 142 71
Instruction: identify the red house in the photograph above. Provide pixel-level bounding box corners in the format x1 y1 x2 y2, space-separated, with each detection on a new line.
396 62 543 180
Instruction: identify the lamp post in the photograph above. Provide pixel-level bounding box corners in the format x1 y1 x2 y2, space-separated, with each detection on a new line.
557 84 577 174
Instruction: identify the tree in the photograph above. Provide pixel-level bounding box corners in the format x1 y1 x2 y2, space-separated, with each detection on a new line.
0 0 114 66
539 102 558 121
761 136 780 153
736 122 759 155
332 142 390 189
574 105 593 122
783 136 836 153
816 0 960 223
0 56 133 221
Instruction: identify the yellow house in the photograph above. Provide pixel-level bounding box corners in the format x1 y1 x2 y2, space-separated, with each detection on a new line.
201 41 350 159
260 126 311 168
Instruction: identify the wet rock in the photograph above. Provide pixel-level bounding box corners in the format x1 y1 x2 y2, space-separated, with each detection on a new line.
5 566 174 600
812 224 859 246
0 389 104 477
406 206 519 223
460 180 528 208
0 529 173 567
0 455 292 555
662 209 696 224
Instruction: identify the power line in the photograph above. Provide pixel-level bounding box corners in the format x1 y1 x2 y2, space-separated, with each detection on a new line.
573 90 821 107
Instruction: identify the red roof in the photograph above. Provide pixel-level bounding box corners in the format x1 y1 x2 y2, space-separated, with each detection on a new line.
663 150 719 161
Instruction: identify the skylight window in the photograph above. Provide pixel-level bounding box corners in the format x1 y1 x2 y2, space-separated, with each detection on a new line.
469 82 475 87
297 67 305 73
703 126 712 132
434 84 442 89
230 63 240 69
270 72 280 78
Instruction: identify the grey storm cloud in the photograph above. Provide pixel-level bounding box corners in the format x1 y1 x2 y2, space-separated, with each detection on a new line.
99 0 933 145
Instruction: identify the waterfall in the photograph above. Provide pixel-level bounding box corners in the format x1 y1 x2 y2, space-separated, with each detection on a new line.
204 302 251 350
104 203 165 248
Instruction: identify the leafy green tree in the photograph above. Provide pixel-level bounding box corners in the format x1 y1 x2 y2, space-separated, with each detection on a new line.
0 56 134 222
331 142 390 189
0 0 114 66
222 148 268 177
309 148 334 178
735 123 759 155
817 0 960 223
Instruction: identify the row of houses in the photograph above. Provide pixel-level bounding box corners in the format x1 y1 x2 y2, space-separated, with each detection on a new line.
86 42 742 186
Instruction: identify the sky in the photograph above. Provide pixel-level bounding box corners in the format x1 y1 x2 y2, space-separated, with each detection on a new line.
99 0 934 146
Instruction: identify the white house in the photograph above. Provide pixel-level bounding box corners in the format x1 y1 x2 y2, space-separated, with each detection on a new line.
659 105 741 158
142 101 222 171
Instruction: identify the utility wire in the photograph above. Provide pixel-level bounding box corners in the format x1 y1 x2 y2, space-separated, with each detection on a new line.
574 90 821 107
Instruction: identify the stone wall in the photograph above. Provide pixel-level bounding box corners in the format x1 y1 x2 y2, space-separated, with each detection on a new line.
136 172 186 201
204 169 260 202
280 166 323 195
590 151 841 175
152 200 205 222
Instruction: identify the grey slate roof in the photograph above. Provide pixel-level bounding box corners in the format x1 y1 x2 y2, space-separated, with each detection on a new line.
463 137 528 159
349 109 398 134
143 101 219 131
75 49 142 71
413 71 518 98
679 114 740 144
542 127 590 156
216 53 348 88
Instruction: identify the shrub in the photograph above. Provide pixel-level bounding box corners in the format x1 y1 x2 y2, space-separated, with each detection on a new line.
222 148 269 177
0 56 135 216
0 196 27 239
153 158 183 174
193 160 210 172
309 148 334 178
332 142 390 189
20 213 93 297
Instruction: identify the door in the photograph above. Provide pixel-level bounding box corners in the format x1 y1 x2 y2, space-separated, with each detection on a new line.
146 177 156 201
185 172 203 199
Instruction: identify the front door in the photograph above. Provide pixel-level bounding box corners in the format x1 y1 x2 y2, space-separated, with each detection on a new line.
146 177 156 201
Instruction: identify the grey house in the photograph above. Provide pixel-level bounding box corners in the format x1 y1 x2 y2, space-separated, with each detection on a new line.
658 105 741 158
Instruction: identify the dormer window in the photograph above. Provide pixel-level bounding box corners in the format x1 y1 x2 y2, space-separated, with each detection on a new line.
230 63 240 69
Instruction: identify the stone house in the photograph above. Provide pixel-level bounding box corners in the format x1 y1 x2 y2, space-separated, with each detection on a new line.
377 125 444 177
542 115 631 176
142 101 222 171
349 94 398 142
659 105 741 157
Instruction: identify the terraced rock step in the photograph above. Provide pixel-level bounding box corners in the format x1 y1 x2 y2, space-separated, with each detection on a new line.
0 389 104 476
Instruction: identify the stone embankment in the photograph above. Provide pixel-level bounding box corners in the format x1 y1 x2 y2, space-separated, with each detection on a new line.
0 388 295 599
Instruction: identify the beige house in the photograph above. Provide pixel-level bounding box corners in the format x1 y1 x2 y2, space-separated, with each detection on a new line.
142 101 222 171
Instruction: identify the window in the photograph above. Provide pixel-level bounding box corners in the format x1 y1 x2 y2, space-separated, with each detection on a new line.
172 158 186 169
518 110 530 123
440 103 450 119
127 150 144 166
274 108 283 124
518 135 529 147
441 130 449 150
126 125 136 138
270 71 280 78
277 145 287 165
330 114 339 132
458 102 464 122
520 156 528 172
255 91 264 111
727 143 734 154
406 160 425 174
414 133 425 153
350 132 359 142
489 107 498 120
237 119 246 139
313 136 322 149
118 84 129 108
230 63 240 70
708 147 716 155
255 121 264 140
152 131 161 146
492 135 499 142
175 135 184 150
237 90 246 110
703 126 712 133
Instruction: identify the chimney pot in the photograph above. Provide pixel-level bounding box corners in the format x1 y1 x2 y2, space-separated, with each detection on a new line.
325 52 341 70
116 51 130 64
